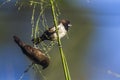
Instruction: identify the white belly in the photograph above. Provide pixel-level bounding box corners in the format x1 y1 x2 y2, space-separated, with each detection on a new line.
52 23 67 40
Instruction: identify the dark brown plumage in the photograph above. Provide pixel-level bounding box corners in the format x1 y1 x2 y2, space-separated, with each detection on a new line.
13 36 50 69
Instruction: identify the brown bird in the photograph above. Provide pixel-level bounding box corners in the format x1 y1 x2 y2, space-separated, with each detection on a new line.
32 19 72 45
13 36 50 69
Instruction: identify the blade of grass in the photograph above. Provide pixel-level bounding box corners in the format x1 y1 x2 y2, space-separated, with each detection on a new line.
34 64 48 80
49 0 71 80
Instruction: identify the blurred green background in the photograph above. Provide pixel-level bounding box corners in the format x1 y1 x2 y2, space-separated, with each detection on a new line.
1 0 120 80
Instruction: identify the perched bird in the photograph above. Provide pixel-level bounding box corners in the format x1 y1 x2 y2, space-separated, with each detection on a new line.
32 19 72 45
13 36 50 69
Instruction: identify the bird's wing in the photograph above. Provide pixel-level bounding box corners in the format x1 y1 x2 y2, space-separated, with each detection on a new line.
48 26 60 33
48 26 56 33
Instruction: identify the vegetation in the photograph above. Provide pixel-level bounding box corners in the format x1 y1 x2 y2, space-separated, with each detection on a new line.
14 0 71 80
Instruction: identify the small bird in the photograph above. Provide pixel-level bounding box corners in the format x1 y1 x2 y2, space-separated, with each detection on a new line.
32 19 72 45
13 36 50 69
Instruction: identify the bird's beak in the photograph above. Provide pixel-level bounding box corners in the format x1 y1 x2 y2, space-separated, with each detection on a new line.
68 24 72 27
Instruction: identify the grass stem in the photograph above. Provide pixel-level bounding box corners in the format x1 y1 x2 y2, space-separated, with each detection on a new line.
49 0 71 80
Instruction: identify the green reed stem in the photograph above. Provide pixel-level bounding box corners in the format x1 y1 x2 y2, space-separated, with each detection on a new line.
49 0 71 80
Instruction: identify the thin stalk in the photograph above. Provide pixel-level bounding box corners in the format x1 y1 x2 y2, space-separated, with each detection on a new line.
49 0 71 80
34 64 48 80
31 4 36 38
18 63 34 80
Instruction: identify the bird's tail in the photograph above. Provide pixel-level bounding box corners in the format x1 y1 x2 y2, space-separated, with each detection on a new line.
32 37 42 45
13 35 25 47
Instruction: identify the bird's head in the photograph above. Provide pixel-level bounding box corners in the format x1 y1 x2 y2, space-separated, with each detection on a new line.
59 19 72 31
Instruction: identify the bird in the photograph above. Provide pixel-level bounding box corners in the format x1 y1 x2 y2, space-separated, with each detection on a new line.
32 19 72 45
13 35 50 69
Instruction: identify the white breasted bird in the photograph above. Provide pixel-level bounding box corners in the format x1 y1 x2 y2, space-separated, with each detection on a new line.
32 19 72 45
